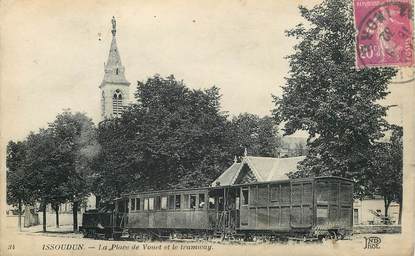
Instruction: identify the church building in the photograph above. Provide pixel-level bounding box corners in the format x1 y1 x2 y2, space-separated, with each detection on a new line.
100 17 131 119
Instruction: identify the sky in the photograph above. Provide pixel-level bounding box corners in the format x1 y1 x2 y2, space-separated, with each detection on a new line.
0 0 408 142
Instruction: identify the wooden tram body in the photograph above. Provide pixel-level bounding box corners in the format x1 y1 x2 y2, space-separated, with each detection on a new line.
80 176 353 240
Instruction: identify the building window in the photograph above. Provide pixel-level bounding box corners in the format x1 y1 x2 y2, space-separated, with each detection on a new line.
112 89 123 116
199 193 205 209
116 68 119 75
353 208 359 224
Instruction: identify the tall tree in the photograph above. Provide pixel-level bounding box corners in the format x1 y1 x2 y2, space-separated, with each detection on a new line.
272 0 397 196
367 125 403 223
24 129 66 232
92 118 134 205
6 141 33 231
134 75 233 188
48 110 99 231
93 75 232 202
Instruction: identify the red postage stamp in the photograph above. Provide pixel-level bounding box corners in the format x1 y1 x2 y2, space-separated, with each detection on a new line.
354 0 414 68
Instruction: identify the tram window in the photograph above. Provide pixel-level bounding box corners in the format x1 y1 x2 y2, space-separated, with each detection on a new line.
136 198 141 211
199 193 205 208
149 197 154 210
184 195 190 209
190 194 197 209
242 189 249 205
168 195 175 209
155 196 161 210
131 198 136 211
218 196 224 211
161 196 167 209
175 195 181 209
209 197 215 209
144 198 149 210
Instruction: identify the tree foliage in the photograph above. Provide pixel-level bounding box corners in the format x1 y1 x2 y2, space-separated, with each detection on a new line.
273 0 397 196
367 125 403 220
93 75 282 202
47 111 98 230
7 75 282 214
24 129 67 205
48 111 98 204
93 75 232 201
6 141 33 206
227 113 281 158
6 110 97 231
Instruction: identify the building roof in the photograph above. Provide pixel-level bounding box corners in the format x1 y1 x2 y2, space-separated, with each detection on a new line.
280 136 307 149
101 17 130 86
212 156 305 186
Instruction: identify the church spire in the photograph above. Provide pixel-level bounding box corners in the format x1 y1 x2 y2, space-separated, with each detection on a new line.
99 17 130 120
111 16 117 36
100 16 130 86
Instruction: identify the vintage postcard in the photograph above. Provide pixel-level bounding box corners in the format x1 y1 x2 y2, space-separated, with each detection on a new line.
1 0 414 256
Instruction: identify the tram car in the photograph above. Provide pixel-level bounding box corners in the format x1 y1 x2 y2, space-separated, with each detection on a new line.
80 156 354 241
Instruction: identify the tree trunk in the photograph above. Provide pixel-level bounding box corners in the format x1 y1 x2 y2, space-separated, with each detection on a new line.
72 201 78 232
53 204 60 228
383 196 391 224
42 203 47 232
18 199 22 232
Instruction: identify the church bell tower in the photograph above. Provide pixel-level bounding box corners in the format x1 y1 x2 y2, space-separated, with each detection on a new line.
100 16 130 119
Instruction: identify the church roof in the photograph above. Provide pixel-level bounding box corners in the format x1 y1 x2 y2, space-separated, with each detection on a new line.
212 155 305 186
101 17 130 86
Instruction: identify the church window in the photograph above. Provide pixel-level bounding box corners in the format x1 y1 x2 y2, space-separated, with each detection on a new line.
116 68 119 75
112 89 123 116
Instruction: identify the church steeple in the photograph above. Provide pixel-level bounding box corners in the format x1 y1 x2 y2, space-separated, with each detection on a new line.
100 17 130 119
111 16 117 36
101 16 129 86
